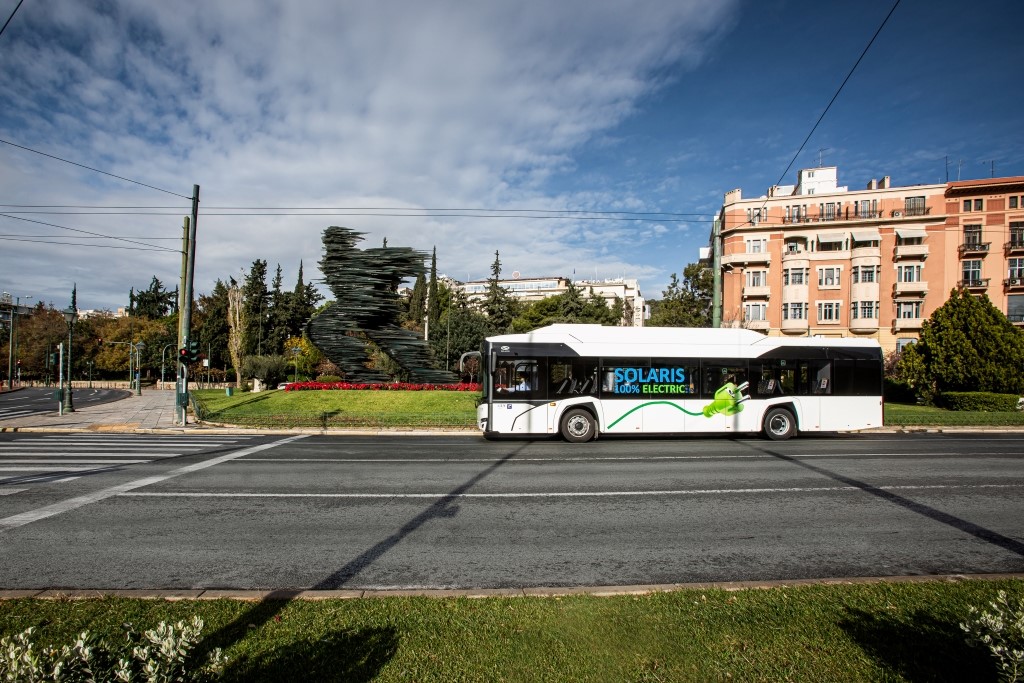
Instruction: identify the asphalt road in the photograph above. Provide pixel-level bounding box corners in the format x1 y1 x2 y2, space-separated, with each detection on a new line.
0 432 1022 590
0 386 130 421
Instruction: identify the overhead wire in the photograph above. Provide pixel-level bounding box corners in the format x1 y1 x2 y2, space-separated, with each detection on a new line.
0 213 181 252
0 0 25 41
0 138 194 200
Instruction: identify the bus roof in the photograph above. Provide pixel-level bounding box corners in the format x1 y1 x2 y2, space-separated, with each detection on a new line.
486 324 881 358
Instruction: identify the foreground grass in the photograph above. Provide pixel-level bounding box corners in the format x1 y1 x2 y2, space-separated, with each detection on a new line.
191 388 479 428
2 580 1019 682
884 401 1024 427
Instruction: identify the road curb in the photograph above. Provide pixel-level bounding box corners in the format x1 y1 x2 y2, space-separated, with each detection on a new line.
3 573 1022 601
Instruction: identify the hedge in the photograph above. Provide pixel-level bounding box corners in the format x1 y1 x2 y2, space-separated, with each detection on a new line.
937 391 1021 412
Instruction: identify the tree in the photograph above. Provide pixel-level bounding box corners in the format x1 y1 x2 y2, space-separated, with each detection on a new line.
242 260 269 356
647 262 713 327
428 285 490 371
427 247 440 336
482 250 519 333
405 272 426 331
912 288 1024 396
266 263 289 355
195 279 231 371
510 286 621 333
287 261 321 338
227 279 245 387
132 277 176 319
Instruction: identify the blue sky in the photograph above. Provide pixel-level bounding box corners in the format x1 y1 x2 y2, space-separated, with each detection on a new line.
1 0 1022 312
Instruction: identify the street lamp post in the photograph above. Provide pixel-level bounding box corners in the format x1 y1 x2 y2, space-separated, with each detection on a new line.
160 342 175 389
61 305 77 412
291 346 300 384
87 360 93 388
134 341 146 396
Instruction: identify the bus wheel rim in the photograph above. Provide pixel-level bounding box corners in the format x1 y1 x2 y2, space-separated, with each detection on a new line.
568 415 589 436
769 414 789 435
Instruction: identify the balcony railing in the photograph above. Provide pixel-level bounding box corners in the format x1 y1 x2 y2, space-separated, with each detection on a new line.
1004 277 1024 288
959 278 990 289
894 317 924 330
894 244 928 260
1009 314 1024 325
893 281 929 295
892 207 930 218
742 285 771 298
1005 238 1024 253
958 242 991 255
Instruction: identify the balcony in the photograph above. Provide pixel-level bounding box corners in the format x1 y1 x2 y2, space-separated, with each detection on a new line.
850 318 880 333
959 278 990 291
742 285 771 298
893 281 929 296
1009 314 1024 326
1004 277 1024 289
781 318 809 334
723 251 770 266
745 320 771 331
958 242 991 256
891 207 931 218
1005 239 1024 255
894 244 928 260
893 317 924 331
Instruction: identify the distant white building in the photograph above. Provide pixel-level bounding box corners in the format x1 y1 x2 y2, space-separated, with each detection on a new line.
457 276 645 327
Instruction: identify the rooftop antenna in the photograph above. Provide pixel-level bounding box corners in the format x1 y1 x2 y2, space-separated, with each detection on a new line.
957 159 963 181
983 160 995 177
817 148 829 167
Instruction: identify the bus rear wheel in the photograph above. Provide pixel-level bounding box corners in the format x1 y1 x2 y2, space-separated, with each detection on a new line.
561 408 596 443
763 407 796 441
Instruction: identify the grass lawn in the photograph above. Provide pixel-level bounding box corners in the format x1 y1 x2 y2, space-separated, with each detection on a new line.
2 580 1019 681
191 388 480 428
884 401 1024 427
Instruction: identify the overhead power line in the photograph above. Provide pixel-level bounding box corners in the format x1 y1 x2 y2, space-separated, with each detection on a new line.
0 0 25 41
0 213 180 252
0 138 194 200
0 236 177 252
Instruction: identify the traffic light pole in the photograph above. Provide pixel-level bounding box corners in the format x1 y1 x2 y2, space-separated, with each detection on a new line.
177 184 199 426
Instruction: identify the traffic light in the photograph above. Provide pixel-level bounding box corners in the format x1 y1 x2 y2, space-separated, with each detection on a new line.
48 352 57 368
188 339 200 363
178 346 189 364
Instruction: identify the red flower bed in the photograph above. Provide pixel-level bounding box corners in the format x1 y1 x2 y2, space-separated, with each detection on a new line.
284 381 481 392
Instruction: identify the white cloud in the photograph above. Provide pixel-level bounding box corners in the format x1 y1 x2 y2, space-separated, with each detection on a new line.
0 0 739 309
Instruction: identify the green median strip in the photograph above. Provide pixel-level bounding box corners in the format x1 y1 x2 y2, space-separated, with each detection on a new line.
1 579 1020 681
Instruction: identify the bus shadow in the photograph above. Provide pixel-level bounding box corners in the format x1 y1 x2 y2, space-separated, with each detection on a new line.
199 441 534 673
745 441 1024 558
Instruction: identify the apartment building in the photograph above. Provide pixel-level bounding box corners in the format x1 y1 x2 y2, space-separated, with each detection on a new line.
458 276 645 327
711 166 1024 352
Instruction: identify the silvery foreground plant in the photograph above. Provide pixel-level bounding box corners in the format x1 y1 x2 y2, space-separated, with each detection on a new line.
961 590 1024 682
0 616 227 682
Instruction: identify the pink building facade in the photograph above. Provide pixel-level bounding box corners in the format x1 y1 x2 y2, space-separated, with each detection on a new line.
713 167 1024 352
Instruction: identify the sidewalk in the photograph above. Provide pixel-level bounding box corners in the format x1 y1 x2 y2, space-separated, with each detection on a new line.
0 389 184 432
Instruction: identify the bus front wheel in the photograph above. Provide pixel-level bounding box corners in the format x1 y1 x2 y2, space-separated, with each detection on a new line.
561 408 596 443
763 407 796 441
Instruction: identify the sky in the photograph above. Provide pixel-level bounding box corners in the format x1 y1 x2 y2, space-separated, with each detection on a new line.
1 0 1023 312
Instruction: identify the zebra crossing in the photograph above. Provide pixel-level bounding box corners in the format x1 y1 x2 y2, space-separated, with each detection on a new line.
0 434 258 486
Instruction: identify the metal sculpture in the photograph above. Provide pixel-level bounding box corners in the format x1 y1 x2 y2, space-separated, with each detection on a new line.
306 226 457 383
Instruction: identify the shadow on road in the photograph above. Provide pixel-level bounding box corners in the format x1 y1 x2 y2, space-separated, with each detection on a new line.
200 440 534 676
744 441 1024 558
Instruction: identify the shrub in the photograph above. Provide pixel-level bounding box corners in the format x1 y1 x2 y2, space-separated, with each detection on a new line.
0 616 227 682
938 391 1020 412
315 374 343 383
961 590 1024 682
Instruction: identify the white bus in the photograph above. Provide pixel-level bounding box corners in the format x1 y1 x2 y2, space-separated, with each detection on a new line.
475 324 883 442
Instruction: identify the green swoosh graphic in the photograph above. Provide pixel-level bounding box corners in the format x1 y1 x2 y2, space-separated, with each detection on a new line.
607 401 704 428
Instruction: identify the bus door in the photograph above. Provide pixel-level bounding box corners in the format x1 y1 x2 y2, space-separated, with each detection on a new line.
491 357 551 434
698 361 752 433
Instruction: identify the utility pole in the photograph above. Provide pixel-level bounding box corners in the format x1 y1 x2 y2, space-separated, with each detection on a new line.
712 216 722 328
177 184 199 425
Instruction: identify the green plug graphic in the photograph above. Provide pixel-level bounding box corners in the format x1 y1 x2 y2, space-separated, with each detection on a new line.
702 381 751 417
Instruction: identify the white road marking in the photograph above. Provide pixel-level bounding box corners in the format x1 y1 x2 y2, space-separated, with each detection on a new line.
0 459 148 464
236 451 1013 463
0 435 307 533
0 489 26 495
119 483 1024 500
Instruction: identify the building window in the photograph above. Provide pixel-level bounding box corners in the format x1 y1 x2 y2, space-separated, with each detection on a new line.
962 260 982 284
852 265 880 283
746 238 766 253
1010 259 1024 279
976 199 984 211
897 264 922 282
1009 295 1024 324
1010 196 1019 209
744 303 767 321
851 301 877 319
905 196 926 216
818 267 841 287
963 224 982 246
817 301 841 322
783 303 807 320
897 234 923 246
897 301 922 319
1011 222 1024 248
896 338 915 352
824 202 837 220
746 270 766 287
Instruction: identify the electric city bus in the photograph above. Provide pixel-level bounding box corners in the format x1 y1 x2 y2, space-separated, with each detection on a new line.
474 324 883 442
